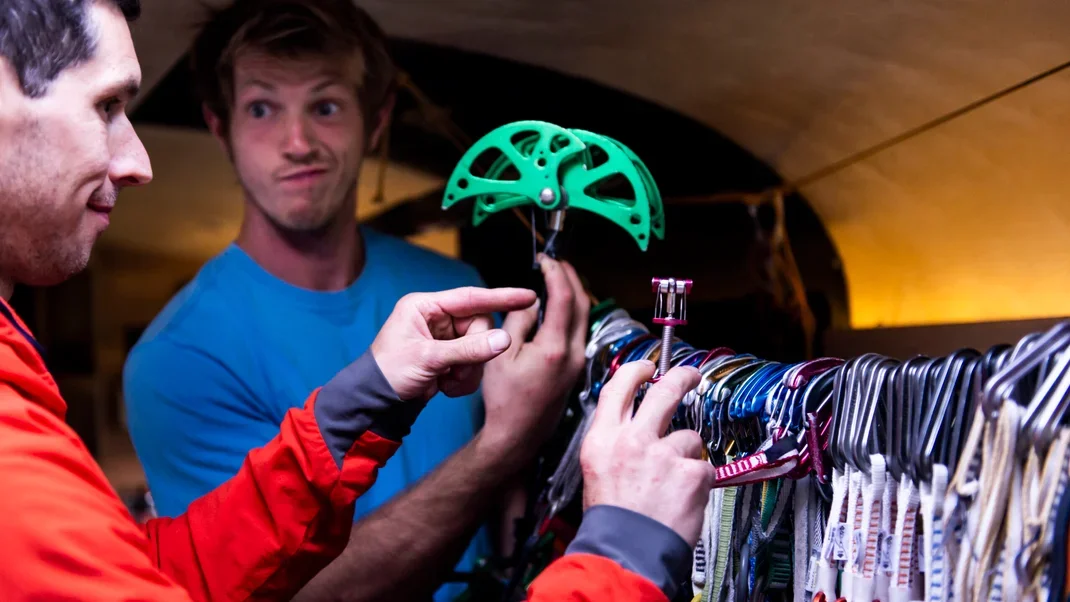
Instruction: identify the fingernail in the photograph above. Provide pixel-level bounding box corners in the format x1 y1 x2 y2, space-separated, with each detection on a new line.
488 330 511 353
638 359 655 368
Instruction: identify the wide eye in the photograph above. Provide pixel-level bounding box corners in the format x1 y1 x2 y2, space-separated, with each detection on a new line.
248 101 273 119
313 101 340 117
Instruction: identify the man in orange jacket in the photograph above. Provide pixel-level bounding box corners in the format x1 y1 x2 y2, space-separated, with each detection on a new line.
0 0 715 600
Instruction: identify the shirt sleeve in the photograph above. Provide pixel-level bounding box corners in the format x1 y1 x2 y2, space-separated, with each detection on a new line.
123 338 282 516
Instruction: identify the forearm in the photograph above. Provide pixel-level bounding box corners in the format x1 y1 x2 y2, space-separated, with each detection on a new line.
497 475 530 560
293 431 527 602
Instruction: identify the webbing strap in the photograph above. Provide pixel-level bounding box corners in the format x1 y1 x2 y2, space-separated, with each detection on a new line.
923 464 949 602
796 478 815 602
712 480 739 602
994 454 1024 602
733 486 757 602
695 490 715 596
818 469 850 599
876 475 898 602
855 456 888 602
715 437 802 488
948 406 986 602
844 468 865 600
1034 430 1070 602
891 477 922 602
972 401 1023 602
1015 428 1068 602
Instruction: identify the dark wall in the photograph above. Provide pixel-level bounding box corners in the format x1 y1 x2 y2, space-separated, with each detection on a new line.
10 272 98 455
825 316 1070 360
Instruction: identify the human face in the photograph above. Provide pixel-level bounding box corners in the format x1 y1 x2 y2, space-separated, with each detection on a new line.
220 51 370 234
0 1 152 288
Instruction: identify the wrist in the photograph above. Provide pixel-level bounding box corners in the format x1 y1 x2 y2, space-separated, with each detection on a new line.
472 429 536 476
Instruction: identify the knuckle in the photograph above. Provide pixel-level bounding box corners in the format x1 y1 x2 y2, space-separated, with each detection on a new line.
655 379 687 402
683 461 716 487
619 433 645 457
542 344 567 365
559 283 575 304
678 461 705 483
678 431 703 456
416 341 440 369
613 361 646 382
399 292 423 309
463 286 478 305
648 443 671 462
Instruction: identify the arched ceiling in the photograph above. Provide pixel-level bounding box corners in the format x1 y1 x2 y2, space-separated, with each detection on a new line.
128 0 1070 328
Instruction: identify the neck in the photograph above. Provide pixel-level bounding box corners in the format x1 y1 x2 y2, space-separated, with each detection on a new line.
236 200 365 292
0 277 12 301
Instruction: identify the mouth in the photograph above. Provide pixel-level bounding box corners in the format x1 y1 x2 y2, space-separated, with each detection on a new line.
280 168 328 185
86 203 112 227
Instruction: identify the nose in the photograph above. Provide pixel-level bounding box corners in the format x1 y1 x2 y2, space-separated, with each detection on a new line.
110 119 153 187
281 113 317 161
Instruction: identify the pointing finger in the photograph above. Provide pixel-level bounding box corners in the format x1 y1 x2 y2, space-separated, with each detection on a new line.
417 287 537 321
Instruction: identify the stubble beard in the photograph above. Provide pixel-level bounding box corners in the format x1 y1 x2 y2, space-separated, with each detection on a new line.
248 175 359 247
0 160 103 289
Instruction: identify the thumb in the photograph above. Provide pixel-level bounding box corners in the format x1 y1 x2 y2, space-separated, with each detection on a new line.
425 329 513 371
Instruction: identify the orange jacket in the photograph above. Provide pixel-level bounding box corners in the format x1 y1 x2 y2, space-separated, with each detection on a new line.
0 297 686 601
527 504 693 602
0 298 401 600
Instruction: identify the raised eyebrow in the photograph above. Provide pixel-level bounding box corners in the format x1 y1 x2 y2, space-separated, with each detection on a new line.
238 79 277 93
311 79 348 93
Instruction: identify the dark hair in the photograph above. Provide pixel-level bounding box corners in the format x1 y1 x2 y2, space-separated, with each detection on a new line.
190 0 396 134
0 0 141 98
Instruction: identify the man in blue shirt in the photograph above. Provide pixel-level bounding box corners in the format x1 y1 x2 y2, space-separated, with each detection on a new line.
122 1 591 600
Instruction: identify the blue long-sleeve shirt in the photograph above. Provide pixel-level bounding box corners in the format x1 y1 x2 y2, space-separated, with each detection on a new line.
123 227 489 601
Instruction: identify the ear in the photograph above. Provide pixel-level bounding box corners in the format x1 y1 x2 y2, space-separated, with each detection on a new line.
368 93 396 151
202 103 230 156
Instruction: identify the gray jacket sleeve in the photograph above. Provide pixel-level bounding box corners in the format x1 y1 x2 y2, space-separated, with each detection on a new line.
565 504 693 600
313 350 427 468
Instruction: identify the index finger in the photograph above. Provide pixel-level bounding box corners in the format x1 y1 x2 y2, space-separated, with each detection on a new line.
534 256 576 346
631 366 700 436
591 360 656 430
418 287 537 320
560 261 590 360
